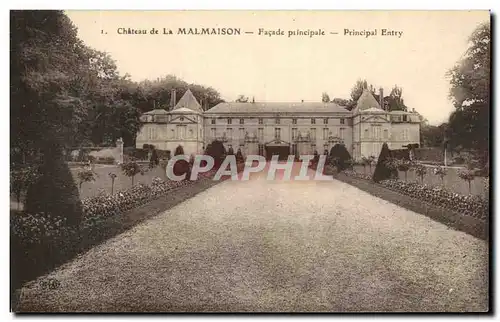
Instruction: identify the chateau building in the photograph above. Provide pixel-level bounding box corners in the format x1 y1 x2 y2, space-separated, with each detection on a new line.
136 88 421 161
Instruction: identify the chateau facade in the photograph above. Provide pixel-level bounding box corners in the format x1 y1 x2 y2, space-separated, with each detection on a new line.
136 88 421 161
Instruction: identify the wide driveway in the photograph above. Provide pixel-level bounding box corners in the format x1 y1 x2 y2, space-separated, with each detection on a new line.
17 163 489 312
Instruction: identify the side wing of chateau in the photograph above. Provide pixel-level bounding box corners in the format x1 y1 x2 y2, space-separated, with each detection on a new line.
136 88 421 160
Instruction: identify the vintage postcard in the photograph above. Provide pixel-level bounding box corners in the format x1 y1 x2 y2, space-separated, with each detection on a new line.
10 10 490 313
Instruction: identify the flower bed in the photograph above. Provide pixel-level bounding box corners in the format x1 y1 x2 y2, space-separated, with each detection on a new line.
343 170 488 220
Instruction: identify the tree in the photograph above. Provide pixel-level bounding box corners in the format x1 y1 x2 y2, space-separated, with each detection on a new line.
433 166 447 186
322 92 330 103
235 95 249 103
420 124 446 147
120 160 143 186
387 85 408 111
414 164 427 184
446 22 490 157
206 140 226 169
77 167 96 191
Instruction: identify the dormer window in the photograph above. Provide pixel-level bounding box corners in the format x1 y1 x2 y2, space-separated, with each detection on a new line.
211 119 216 124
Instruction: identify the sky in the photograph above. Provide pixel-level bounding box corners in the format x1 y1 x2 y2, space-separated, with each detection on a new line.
65 10 489 125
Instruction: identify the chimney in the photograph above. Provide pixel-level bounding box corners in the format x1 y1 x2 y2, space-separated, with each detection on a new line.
379 87 384 110
169 89 176 110
252 96 255 103
301 99 304 103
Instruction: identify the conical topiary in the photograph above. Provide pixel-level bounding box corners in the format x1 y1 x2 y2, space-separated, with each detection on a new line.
206 140 226 169
173 145 190 179
25 138 83 227
372 142 398 182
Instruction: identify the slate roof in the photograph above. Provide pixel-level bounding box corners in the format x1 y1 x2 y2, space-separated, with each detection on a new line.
173 89 203 112
353 89 382 114
144 109 169 115
205 102 350 114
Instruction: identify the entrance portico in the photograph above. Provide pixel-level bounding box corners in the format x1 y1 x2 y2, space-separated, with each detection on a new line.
265 139 291 161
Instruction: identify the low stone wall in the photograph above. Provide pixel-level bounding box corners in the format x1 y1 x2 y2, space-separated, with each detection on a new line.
335 173 488 240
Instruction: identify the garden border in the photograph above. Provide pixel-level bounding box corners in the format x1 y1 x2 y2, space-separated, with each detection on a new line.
11 172 237 310
334 173 489 241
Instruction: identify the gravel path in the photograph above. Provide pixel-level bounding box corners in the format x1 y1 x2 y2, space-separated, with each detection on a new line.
17 164 489 312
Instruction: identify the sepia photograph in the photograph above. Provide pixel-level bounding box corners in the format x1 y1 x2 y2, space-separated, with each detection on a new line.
10 10 490 313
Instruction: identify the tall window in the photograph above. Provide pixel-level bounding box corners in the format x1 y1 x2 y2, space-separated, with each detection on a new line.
311 128 316 140
211 119 216 124
211 128 216 138
340 118 345 125
258 118 263 125
323 118 328 124
339 128 345 139
323 128 328 140
374 127 381 140
228 128 233 138
240 118 244 125
177 125 186 139
227 118 232 124
311 118 316 124
292 118 297 125
258 144 264 156
364 129 369 139
239 128 245 139
258 128 264 140
292 128 298 140
383 129 389 140
275 128 281 139
275 118 280 124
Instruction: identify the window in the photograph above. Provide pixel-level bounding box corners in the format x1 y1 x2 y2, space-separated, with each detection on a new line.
311 128 316 140
228 128 233 138
340 118 345 125
258 128 264 140
323 128 328 140
148 128 157 140
211 119 216 124
292 128 298 140
324 118 328 124
311 118 316 124
240 118 244 125
311 144 316 152
239 128 245 139
373 127 381 140
275 118 280 124
364 129 369 139
228 118 232 124
339 128 345 139
211 128 216 138
179 117 184 121
176 125 186 139
258 118 263 125
275 128 281 140
403 115 408 122
171 129 175 139
292 118 297 125
383 129 388 139
258 144 264 156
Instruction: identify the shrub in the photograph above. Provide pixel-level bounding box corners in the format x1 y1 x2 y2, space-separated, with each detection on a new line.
372 143 397 183
206 140 227 168
236 148 244 163
149 148 159 168
173 145 190 179
328 144 352 172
